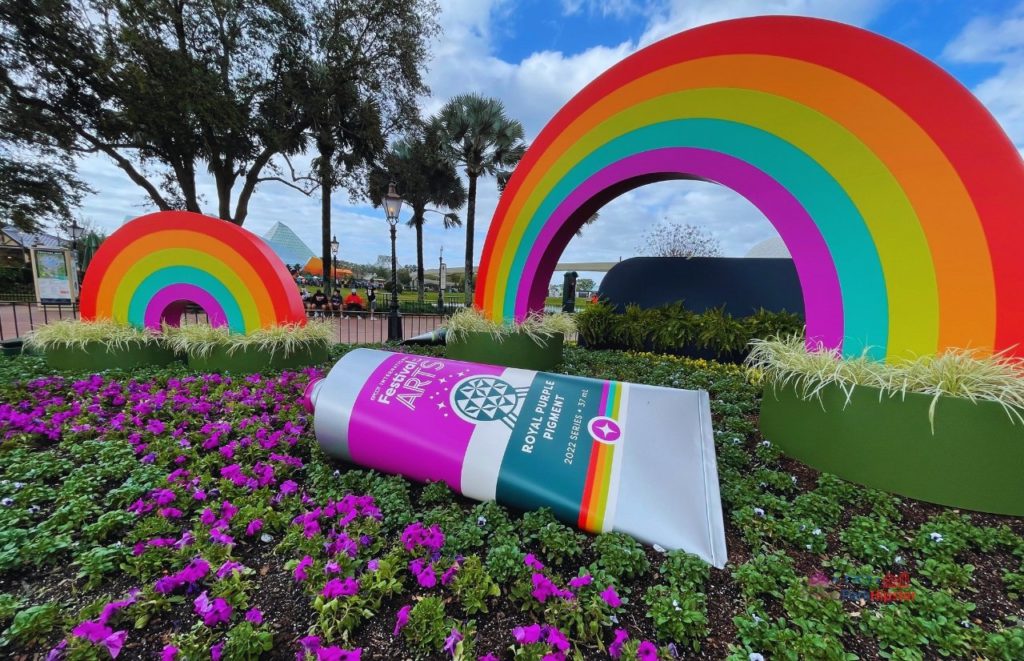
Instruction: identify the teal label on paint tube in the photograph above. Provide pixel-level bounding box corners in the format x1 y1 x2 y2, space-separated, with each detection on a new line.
496 372 603 523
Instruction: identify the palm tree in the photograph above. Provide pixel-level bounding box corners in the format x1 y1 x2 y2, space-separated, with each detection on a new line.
434 94 526 305
370 125 466 303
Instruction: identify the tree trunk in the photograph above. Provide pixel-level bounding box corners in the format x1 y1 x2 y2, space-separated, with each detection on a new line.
415 211 425 304
464 173 477 306
319 143 335 299
213 163 236 220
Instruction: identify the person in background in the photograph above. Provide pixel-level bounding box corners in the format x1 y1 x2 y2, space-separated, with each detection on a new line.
329 290 342 314
343 288 365 317
366 286 377 318
310 289 328 317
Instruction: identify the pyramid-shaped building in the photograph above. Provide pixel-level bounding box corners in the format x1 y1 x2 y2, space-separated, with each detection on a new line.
261 222 315 268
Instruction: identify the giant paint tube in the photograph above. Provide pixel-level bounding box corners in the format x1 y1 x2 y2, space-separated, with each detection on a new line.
304 349 728 568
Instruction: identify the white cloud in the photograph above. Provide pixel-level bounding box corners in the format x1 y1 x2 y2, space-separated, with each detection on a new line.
638 0 888 45
944 2 1024 149
943 2 1024 64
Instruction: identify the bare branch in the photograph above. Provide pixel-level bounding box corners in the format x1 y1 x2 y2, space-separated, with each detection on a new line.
255 176 320 195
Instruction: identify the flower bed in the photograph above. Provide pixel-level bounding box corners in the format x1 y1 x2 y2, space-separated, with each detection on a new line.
0 347 1021 660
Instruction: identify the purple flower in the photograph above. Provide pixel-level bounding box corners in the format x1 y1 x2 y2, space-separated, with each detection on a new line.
316 648 362 661
545 626 570 653
294 555 313 582
217 561 244 579
325 561 341 575
193 591 233 627
513 623 543 644
211 641 224 661
210 527 234 545
366 559 380 572
322 577 359 599
524 553 544 570
531 573 561 602
280 480 298 495
245 608 263 624
637 641 658 660
541 654 566 661
299 635 321 654
98 590 139 625
443 628 463 656
71 621 127 658
393 605 411 636
478 656 499 661
609 629 629 659
46 639 67 661
600 585 622 608
161 644 178 661
441 563 459 586
569 574 593 590
246 519 263 536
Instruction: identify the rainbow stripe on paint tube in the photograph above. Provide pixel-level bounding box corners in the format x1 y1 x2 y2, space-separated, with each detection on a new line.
579 381 624 533
307 349 727 567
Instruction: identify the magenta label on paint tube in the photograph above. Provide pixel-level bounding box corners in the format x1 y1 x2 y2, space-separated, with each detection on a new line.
347 353 503 490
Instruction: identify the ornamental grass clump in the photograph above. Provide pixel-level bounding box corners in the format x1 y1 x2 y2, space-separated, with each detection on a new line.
163 320 333 358
747 335 1024 424
446 308 576 345
25 319 162 352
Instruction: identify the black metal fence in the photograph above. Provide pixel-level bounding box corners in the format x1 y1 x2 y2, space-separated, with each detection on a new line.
0 300 447 346
0 301 81 343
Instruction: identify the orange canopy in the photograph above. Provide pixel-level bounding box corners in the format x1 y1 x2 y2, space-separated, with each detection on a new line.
303 257 353 277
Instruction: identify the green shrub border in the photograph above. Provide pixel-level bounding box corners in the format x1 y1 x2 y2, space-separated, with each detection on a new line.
576 303 803 360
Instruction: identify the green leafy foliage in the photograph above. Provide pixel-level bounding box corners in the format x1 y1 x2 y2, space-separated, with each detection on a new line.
577 302 803 358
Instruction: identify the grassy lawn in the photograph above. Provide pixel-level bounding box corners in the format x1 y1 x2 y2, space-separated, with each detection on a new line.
0 347 1020 659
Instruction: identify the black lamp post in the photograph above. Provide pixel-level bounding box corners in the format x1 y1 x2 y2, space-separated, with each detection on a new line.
383 182 404 341
437 246 445 314
330 235 340 293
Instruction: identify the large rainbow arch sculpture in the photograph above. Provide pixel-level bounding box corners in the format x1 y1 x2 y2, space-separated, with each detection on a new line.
475 16 1024 360
80 211 306 333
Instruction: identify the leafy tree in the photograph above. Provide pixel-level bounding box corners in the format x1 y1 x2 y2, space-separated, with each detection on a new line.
370 125 465 303
269 0 438 296
577 278 595 292
0 0 438 228
0 152 89 233
638 222 722 258
434 94 526 305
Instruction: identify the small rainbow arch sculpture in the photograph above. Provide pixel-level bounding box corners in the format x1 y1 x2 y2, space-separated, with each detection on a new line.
475 16 1024 360
80 211 306 333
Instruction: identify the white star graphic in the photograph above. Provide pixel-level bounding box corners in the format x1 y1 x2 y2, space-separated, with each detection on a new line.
437 402 446 410
439 377 447 384
597 422 615 437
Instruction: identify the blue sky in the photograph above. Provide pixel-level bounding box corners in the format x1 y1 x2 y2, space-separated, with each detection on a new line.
73 0 1024 286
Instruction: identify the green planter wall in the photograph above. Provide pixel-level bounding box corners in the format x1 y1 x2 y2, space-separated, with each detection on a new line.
186 343 329 374
760 382 1024 516
446 332 564 371
44 342 177 371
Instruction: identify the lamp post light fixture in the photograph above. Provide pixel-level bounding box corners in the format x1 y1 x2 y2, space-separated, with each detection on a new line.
383 182 404 341
330 234 340 292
